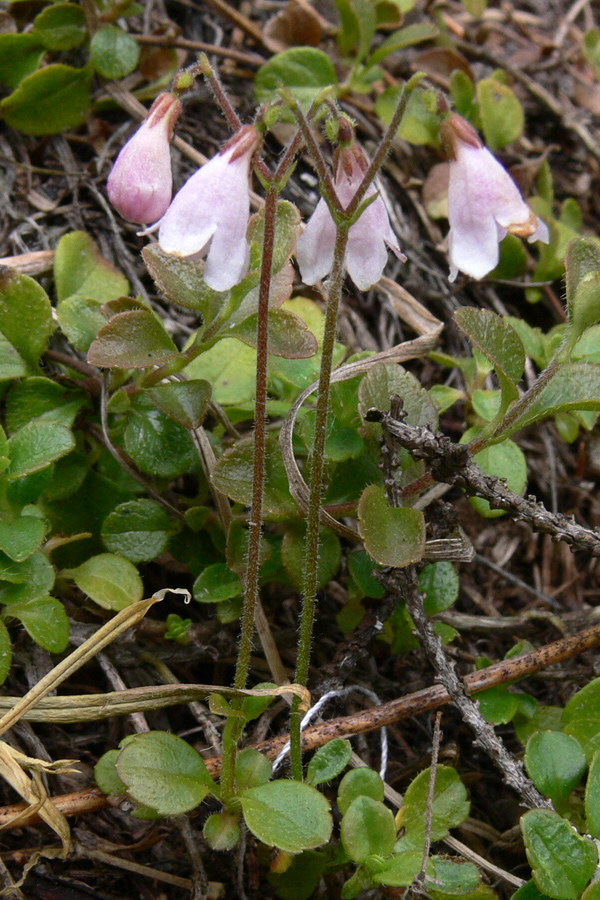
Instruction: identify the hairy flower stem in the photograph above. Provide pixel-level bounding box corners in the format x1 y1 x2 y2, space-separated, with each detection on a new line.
290 224 350 780
219 185 278 798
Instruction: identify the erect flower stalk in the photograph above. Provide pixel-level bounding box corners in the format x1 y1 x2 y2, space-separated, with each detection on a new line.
107 92 181 225
441 112 549 281
289 86 414 778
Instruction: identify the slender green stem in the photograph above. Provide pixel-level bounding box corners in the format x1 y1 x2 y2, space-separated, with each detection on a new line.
219 186 278 798
290 224 350 780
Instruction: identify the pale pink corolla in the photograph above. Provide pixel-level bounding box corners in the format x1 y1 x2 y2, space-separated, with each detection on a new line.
296 144 403 291
107 93 181 225
442 114 549 282
158 126 260 293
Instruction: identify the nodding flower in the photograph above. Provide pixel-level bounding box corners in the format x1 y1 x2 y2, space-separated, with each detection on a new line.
296 142 403 292
441 113 549 282
157 125 261 292
107 92 181 225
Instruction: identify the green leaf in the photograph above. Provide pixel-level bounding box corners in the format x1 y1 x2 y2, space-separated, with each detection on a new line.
7 594 69 653
123 405 197 478
468 435 527 518
307 739 352 786
450 69 476 117
359 362 439 435
525 731 587 809
33 3 87 51
0 551 55 603
521 809 597 899
337 767 384 815
454 308 525 405
101 499 175 563
268 850 327 900
335 0 377 61
54 232 130 304
8 422 75 480
116 731 216 816
506 363 600 436
0 621 12 685
375 84 440 146
368 21 438 67
142 244 225 319
515 705 563 746
0 269 54 368
240 780 332 852
341 795 397 863
0 34 45 90
249 200 302 276
477 685 520 725
563 677 600 762
57 296 106 353
213 434 297 518
95 749 127 796
396 765 470 848
585 749 600 838
374 850 423 886
424 857 482 896
565 238 600 318
1 63 92 135
241 682 277 723
512 879 557 900
204 811 241 851
88 310 179 369
0 516 46 562
358 485 426 568
471 389 502 423
420 562 459 615
254 48 338 108
583 28 600 79
5 378 82 435
185 337 257 406
228 309 318 359
347 550 385 599
0 335 28 381
281 525 341 592
193 563 243 603
145 380 212 429
91 25 140 79
235 747 272 791
62 554 143 610
477 77 524 151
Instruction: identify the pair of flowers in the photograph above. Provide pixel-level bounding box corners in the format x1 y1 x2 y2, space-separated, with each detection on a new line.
107 93 549 292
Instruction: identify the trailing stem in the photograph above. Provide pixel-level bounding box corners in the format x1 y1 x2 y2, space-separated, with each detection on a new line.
290 224 350 779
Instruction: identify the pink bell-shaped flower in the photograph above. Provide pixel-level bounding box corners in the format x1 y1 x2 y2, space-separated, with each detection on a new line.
158 125 261 292
107 92 181 225
441 113 549 282
296 142 403 291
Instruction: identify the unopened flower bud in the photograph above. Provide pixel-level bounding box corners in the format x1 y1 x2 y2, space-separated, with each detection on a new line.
440 113 550 281
107 92 181 225
158 125 261 292
296 142 403 291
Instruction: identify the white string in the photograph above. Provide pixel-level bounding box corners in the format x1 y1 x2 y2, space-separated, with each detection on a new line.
272 685 389 781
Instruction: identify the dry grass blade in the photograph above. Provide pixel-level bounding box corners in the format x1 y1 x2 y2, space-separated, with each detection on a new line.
0 683 311 723
0 742 70 852
0 596 157 739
